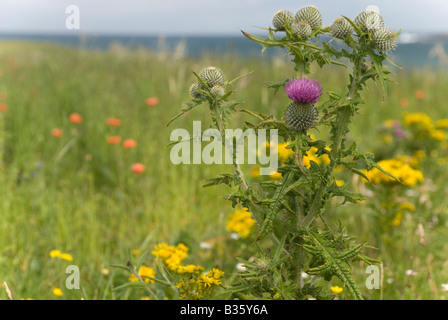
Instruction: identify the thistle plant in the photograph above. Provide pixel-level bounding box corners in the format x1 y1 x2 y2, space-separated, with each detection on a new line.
170 5 400 300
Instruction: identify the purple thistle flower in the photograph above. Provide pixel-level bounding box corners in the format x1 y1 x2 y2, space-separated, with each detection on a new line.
285 78 323 104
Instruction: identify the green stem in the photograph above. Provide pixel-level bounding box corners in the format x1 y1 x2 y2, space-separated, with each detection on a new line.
302 53 363 229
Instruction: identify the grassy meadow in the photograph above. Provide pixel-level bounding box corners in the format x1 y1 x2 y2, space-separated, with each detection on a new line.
1 40 448 300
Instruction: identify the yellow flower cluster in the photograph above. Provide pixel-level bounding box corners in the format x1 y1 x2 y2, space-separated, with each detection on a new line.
152 242 189 268
49 250 73 262
129 265 156 283
303 146 330 168
226 208 256 238
175 268 225 300
403 113 446 141
362 157 424 187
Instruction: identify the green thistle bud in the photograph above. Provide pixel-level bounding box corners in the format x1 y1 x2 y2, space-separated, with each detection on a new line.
190 83 203 99
292 21 312 40
295 6 322 31
199 66 225 88
354 10 384 31
371 27 397 52
211 85 225 98
284 102 318 132
272 10 294 31
330 17 354 39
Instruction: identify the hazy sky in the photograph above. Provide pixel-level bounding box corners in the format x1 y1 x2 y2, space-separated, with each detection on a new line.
0 0 447 35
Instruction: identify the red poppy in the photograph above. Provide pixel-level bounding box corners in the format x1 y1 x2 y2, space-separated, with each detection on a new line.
51 128 63 138
145 97 159 106
107 136 121 145
69 113 83 124
123 139 137 149
106 118 121 126
132 163 145 174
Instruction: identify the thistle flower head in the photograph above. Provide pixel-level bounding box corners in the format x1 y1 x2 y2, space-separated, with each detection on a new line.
190 83 202 99
272 10 295 31
372 27 397 52
285 78 322 104
354 10 384 31
292 21 312 40
330 17 354 39
284 102 318 132
295 5 322 31
199 66 225 88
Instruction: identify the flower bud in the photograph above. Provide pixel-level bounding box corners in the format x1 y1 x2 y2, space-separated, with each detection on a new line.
371 27 397 52
190 83 203 99
199 66 225 88
330 17 354 39
292 21 312 40
354 10 384 32
272 10 295 31
211 85 225 97
295 6 322 31
284 102 318 132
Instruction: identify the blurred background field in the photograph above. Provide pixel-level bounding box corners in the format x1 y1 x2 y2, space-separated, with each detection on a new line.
1 32 448 300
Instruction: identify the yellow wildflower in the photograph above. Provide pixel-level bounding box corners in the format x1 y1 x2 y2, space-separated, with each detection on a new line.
52 288 63 297
129 265 156 283
430 129 446 141
436 119 448 129
152 243 189 267
226 208 256 238
277 142 294 162
59 253 73 262
49 250 61 258
336 179 345 187
403 113 434 132
101 268 110 276
330 286 344 294
391 212 403 226
362 157 424 187
399 202 415 211
269 170 282 180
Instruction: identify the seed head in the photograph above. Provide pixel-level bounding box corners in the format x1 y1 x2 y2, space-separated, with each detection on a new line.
354 10 384 32
199 66 225 88
330 17 354 39
285 78 322 104
292 21 312 40
272 10 295 31
372 27 397 52
284 102 318 132
295 6 322 31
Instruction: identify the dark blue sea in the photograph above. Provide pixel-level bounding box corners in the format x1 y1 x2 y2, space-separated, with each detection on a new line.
0 33 447 69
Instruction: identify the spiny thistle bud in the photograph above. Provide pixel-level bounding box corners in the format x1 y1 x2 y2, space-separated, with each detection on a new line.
272 10 295 31
292 21 312 40
371 27 397 52
190 83 203 99
284 78 322 104
354 10 384 31
330 17 354 39
295 6 322 31
199 66 225 88
211 85 225 98
284 102 318 132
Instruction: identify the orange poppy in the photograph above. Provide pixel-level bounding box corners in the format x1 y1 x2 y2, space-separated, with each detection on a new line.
131 163 145 174
0 103 7 112
123 139 137 149
415 90 425 100
145 97 159 106
107 136 121 145
106 118 121 126
51 128 63 138
69 113 83 124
